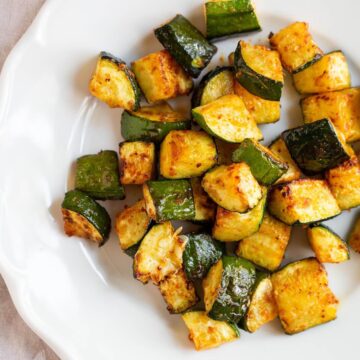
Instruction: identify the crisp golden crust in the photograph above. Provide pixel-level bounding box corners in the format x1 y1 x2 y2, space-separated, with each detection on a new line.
132 50 193 103
115 200 151 250
349 217 360 253
203 259 223 313
159 269 198 313
271 258 339 334
182 311 238 351
269 22 323 72
160 130 217 179
190 177 216 222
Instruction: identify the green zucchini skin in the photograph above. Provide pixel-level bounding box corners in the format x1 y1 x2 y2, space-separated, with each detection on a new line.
191 66 234 108
182 233 223 280
210 256 256 323
234 42 283 101
121 111 190 143
124 242 142 258
154 14 217 78
147 180 195 221
292 54 323 74
281 119 350 175
75 150 125 200
62 190 111 245
205 0 261 40
232 139 288 185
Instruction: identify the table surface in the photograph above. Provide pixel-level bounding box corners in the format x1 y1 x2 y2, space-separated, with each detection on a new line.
0 1 59 359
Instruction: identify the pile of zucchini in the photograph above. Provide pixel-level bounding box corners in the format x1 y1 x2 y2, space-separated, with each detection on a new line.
61 0 360 352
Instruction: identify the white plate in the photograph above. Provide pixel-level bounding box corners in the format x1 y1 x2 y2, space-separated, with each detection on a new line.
0 0 360 359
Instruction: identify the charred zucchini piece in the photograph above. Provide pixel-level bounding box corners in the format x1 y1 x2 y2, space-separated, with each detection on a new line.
203 256 256 323
268 138 302 184
134 222 185 284
293 51 350 94
268 179 341 225
75 150 125 200
143 180 195 222
159 269 198 313
212 187 267 242
115 200 151 251
241 273 278 333
154 14 217 78
282 119 350 175
236 213 291 271
232 139 288 185
119 142 155 185
269 22 323 73
160 130 217 179
349 216 360 253
89 52 140 110
205 0 260 40
192 94 262 143
307 224 349 263
121 103 190 143
325 155 360 210
62 190 111 246
301 88 360 143
190 177 216 222
233 81 281 124
271 258 339 334
234 41 283 101
182 233 223 280
191 66 234 108
214 139 239 165
182 311 240 350
202 163 262 213
132 50 193 103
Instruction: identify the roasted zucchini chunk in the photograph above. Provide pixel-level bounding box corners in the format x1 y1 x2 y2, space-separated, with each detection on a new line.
132 50 193 103
160 130 217 179
307 224 349 263
269 22 323 73
202 163 262 213
233 81 281 124
89 52 140 110
62 190 111 246
234 41 283 101
349 216 360 253
293 51 350 94
282 119 350 175
325 155 360 210
192 94 262 143
182 311 240 351
236 213 292 271
143 180 195 222
271 258 339 334
268 179 341 225
301 88 360 143
205 0 260 40
190 177 216 222
159 269 198 313
232 139 288 185
121 102 190 143
119 142 155 185
212 187 267 242
241 273 278 333
203 256 256 323
115 200 151 252
134 222 185 284
75 150 125 200
182 233 223 280
268 138 302 184
154 15 217 78
191 66 234 108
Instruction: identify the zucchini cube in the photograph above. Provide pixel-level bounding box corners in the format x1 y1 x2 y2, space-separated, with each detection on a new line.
190 178 216 223
132 50 193 103
349 216 360 253
271 258 339 334
75 150 125 200
89 52 140 110
160 130 217 179
282 119 350 175
119 141 155 185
